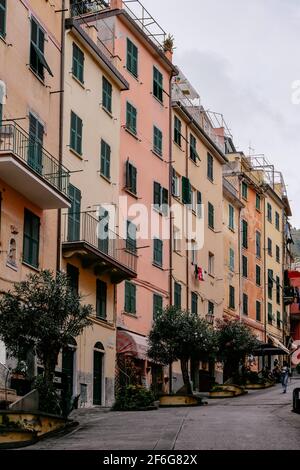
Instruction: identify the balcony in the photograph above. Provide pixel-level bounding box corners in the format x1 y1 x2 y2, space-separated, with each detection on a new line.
0 122 70 209
62 211 137 283
70 0 109 17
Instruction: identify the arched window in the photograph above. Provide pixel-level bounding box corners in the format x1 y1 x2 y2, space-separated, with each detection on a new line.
7 238 17 268
94 341 105 351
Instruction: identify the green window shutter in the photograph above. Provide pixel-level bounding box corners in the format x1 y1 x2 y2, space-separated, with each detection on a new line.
229 204 234 230
127 38 138 77
229 286 235 309
242 255 248 278
267 203 272 222
268 238 272 256
96 280 107 319
0 0 6 38
191 292 198 314
268 269 273 299
256 194 261 211
197 191 202 218
256 231 261 257
153 238 163 267
28 113 44 174
102 76 112 113
243 293 248 316
0 103 2 126
153 66 163 102
153 181 161 207
182 176 191 204
174 116 181 146
100 139 111 179
229 248 234 272
190 134 198 162
174 282 181 308
125 281 131 312
207 153 214 180
256 265 261 286
30 17 53 79
162 187 168 215
256 301 261 321
68 184 81 241
242 182 248 199
126 102 137 134
126 220 137 253
153 294 163 319
126 161 137 194
275 212 280 230
23 209 40 268
125 282 136 314
70 111 82 155
276 276 280 304
208 202 214 229
242 220 248 249
67 263 79 295
268 303 273 324
277 311 281 329
153 126 163 156
72 42 84 83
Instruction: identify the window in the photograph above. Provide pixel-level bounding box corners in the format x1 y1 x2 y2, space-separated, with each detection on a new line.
229 248 235 272
100 139 111 179
267 203 272 222
276 245 280 263
126 220 137 254
0 102 2 126
207 153 214 181
126 38 138 77
153 238 163 267
256 231 261 258
256 194 261 211
242 255 248 278
267 238 272 256
268 269 273 299
208 202 214 230
172 169 180 197
96 280 107 320
173 226 181 253
208 252 214 276
182 177 191 205
125 161 137 195
196 191 202 218
277 311 281 329
23 209 40 268
125 281 136 314
68 184 81 241
30 17 52 80
275 211 280 231
0 0 6 38
276 276 280 304
256 264 261 286
28 113 44 174
229 204 234 230
190 134 199 162
102 76 112 113
153 182 168 215
174 116 181 146
256 301 261 322
174 282 181 308
242 181 248 200
153 66 163 102
191 292 198 315
126 102 137 135
70 111 83 155
243 293 248 316
72 42 84 83
153 126 163 156
67 263 79 295
208 301 214 316
153 294 163 319
229 286 235 309
242 219 248 249
191 187 197 213
98 207 109 254
268 303 273 324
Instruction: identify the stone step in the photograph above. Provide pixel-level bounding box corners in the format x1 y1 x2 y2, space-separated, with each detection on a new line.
0 388 18 403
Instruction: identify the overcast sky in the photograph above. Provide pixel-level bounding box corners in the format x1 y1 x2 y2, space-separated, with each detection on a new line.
141 0 300 226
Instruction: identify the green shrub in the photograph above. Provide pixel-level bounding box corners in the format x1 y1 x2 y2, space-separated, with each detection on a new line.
113 385 155 411
34 375 61 416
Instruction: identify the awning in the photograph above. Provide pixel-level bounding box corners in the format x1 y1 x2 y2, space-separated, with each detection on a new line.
267 334 290 354
117 330 148 361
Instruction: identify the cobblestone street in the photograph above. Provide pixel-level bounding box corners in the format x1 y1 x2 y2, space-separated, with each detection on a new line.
28 380 300 451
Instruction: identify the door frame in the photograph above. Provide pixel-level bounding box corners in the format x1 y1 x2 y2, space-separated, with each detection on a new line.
92 343 105 406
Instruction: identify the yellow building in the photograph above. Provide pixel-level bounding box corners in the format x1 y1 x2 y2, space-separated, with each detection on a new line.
170 71 228 390
59 14 136 407
0 1 70 378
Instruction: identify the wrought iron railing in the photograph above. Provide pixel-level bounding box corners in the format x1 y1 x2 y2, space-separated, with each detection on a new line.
70 0 109 17
62 211 137 273
0 121 70 197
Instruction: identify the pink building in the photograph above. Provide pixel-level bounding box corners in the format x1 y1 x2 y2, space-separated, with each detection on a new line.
288 271 300 368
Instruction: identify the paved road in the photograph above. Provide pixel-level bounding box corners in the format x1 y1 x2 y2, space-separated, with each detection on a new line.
29 380 300 450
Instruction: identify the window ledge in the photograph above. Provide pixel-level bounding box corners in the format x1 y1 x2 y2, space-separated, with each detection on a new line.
152 262 164 270
173 140 183 151
190 157 200 166
29 67 45 86
151 93 164 107
69 147 83 159
102 106 113 118
208 226 215 232
100 173 111 184
125 127 139 140
0 34 7 46
124 187 139 199
125 248 138 258
151 149 163 160
208 273 215 279
22 261 40 273
228 226 235 233
207 176 214 184
122 311 137 318
126 68 139 82
72 74 85 89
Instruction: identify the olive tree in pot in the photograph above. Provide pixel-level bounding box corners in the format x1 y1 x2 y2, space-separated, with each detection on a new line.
148 306 217 396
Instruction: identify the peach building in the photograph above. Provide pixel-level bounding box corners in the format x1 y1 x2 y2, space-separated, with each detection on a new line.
0 1 70 377
170 71 228 390
69 0 177 392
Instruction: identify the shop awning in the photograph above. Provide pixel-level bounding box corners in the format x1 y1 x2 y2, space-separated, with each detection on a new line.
267 334 290 354
117 330 148 360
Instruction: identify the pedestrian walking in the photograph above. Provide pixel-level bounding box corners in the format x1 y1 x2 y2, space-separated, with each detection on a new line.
281 361 290 394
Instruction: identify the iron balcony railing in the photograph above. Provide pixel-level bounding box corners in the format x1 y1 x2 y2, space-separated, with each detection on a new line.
62 211 137 274
0 121 70 197
70 0 109 17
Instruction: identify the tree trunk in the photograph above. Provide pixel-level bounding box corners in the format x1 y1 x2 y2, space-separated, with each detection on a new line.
180 358 192 395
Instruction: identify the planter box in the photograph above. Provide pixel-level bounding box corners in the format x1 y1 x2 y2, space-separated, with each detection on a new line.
209 384 247 398
209 390 236 398
245 381 275 390
159 395 201 407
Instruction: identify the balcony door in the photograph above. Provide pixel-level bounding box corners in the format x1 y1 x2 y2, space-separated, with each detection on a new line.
98 208 109 255
68 184 81 242
28 113 43 174
93 342 105 406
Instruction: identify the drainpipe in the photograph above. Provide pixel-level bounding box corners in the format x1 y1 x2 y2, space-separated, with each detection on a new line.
238 204 242 323
168 74 173 395
185 120 189 312
56 0 66 272
263 196 267 352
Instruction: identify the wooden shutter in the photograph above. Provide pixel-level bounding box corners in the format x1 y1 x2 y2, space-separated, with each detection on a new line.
182 176 191 204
